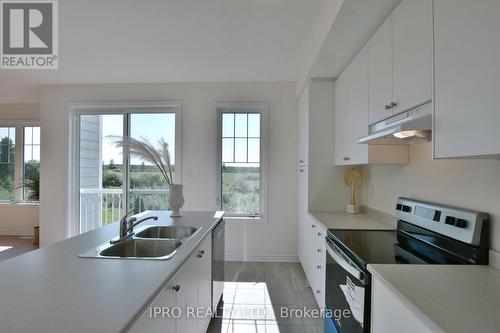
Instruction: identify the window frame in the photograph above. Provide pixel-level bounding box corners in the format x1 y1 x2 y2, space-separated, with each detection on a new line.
215 102 269 222
67 101 182 238
0 121 40 204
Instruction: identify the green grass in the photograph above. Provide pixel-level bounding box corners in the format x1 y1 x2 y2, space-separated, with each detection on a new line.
222 169 260 214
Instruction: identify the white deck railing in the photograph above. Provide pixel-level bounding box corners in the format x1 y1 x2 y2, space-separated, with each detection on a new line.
79 188 169 233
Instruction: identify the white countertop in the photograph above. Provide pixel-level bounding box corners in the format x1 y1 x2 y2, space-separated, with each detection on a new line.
0 211 223 333
368 264 500 333
309 209 396 230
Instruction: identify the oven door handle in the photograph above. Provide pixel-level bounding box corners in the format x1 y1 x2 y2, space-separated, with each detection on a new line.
326 240 365 282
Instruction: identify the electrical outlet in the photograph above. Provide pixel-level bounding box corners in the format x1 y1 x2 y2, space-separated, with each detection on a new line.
368 183 375 196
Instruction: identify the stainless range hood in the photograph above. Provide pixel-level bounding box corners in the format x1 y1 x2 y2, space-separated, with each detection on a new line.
358 102 432 144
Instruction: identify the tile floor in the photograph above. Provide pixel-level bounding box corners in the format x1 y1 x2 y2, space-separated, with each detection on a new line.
0 235 38 262
207 262 324 333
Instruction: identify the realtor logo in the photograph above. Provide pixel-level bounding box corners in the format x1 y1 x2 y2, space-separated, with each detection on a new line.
1 0 58 69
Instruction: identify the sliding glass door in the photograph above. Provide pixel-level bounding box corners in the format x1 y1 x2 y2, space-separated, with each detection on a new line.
77 111 177 234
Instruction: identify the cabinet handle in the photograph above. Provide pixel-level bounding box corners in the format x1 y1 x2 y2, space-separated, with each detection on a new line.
311 224 316 228
299 160 304 163
317 249 322 253
390 102 398 108
317 232 322 236
385 104 392 110
343 157 350 161
299 169 304 173
172 285 181 292
317 265 322 269
197 250 205 258
316 290 321 294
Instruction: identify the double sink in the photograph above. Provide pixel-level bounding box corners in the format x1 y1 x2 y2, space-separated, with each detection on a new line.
80 225 199 260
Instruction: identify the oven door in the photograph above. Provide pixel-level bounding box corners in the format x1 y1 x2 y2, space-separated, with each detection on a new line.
325 237 368 333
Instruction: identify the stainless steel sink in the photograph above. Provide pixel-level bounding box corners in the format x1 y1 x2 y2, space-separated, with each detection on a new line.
80 239 183 260
135 226 198 240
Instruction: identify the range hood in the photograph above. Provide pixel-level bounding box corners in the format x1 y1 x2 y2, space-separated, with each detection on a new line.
358 102 432 144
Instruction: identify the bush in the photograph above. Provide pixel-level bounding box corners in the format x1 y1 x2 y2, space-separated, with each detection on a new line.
103 170 122 188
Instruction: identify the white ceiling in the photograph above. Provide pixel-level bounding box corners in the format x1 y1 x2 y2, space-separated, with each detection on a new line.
0 0 335 103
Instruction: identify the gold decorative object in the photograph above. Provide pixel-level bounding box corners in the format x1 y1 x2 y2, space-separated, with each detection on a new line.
344 167 362 214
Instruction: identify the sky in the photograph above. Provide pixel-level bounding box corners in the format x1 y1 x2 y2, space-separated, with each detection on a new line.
100 113 176 165
97 112 260 167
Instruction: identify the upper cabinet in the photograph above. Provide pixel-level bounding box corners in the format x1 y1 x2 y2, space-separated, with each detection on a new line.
368 18 393 124
392 0 432 115
433 0 500 158
298 87 309 167
335 45 408 166
369 0 432 124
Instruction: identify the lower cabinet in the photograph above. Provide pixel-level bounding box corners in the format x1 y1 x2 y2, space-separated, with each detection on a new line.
299 216 326 309
129 234 212 333
371 275 432 333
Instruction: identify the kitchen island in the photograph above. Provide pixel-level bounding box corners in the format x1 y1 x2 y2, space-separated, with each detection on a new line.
0 211 223 333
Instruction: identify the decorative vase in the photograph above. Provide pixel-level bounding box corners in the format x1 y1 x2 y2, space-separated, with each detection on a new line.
169 184 185 217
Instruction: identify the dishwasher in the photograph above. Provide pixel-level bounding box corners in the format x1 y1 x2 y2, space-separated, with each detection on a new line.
212 218 225 311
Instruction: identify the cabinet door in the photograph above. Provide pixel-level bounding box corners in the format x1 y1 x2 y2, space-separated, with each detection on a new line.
371 277 432 332
298 87 309 166
434 0 500 158
392 0 432 114
197 236 212 333
176 253 199 333
311 222 326 308
297 167 309 270
128 276 177 333
334 70 350 164
348 45 369 164
369 16 393 124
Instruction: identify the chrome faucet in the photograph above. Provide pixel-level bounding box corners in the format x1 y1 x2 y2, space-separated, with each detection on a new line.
111 211 158 244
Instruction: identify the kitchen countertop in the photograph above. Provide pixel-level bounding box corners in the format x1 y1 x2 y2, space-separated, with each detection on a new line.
309 209 397 230
0 211 223 333
368 264 500 333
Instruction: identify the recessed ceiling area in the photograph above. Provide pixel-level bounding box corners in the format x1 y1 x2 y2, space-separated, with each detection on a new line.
0 0 335 102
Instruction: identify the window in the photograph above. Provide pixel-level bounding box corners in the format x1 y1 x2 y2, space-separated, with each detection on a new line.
0 124 40 203
0 127 16 201
71 102 182 234
23 127 40 200
216 103 268 220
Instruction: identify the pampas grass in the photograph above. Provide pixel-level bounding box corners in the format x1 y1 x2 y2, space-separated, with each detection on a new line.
111 136 174 186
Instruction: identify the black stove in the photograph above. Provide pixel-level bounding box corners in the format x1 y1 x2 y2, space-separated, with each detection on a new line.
324 198 490 333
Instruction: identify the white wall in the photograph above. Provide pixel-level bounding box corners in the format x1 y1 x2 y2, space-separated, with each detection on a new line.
39 82 298 261
0 103 40 235
361 142 500 251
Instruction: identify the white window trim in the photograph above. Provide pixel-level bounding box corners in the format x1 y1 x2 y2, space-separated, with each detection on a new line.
67 101 182 238
0 120 40 204
214 102 269 223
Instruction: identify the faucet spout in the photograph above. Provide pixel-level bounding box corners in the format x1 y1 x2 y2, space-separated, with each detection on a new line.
111 213 158 244
127 216 159 233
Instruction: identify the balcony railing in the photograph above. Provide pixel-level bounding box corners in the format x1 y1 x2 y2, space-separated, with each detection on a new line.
79 188 170 233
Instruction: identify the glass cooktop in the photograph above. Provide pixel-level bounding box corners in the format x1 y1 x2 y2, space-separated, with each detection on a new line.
327 229 399 268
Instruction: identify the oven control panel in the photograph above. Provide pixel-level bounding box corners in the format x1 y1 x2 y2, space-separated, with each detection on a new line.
395 197 489 246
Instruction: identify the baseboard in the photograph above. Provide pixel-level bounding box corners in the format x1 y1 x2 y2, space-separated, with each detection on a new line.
225 254 299 262
489 250 500 270
0 227 35 237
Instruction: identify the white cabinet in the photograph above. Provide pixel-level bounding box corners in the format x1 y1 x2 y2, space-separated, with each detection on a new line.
128 275 178 333
335 45 409 166
368 17 393 124
371 275 433 333
176 252 199 333
433 0 500 158
392 0 432 115
368 0 432 124
129 235 213 333
298 88 309 167
197 236 212 333
297 167 326 308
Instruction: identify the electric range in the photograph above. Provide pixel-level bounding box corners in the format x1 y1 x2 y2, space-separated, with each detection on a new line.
324 197 489 333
